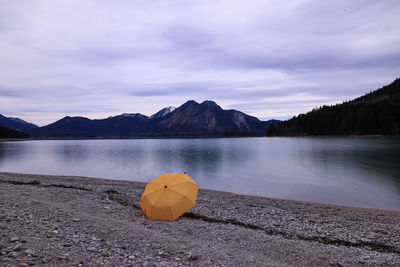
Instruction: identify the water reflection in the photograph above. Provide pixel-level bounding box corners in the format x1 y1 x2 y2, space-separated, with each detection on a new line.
306 138 400 192
0 138 399 210
291 137 400 209
55 143 90 164
176 143 222 177
0 141 33 167
154 144 224 175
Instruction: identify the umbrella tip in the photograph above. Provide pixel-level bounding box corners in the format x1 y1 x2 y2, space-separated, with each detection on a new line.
164 185 167 188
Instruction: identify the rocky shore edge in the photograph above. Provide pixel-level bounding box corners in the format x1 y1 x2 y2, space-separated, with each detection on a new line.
0 172 399 266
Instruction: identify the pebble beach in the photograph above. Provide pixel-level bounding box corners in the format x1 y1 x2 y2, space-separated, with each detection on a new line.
0 172 399 266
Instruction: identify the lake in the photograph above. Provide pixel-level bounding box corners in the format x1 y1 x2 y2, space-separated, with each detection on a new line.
0 137 399 210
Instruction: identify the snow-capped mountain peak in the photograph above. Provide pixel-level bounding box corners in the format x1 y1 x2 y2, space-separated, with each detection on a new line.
150 106 176 119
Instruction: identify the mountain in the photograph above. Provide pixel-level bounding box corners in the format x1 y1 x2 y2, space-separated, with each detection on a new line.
30 116 98 138
270 79 400 136
29 100 275 138
97 113 149 137
0 126 30 139
140 100 269 137
150 106 176 119
0 114 38 132
30 114 150 138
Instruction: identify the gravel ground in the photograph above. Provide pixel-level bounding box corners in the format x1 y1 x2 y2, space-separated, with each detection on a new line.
0 172 399 266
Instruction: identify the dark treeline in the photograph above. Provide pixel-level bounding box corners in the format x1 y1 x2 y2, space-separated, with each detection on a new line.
267 78 400 136
222 131 256 137
0 126 30 139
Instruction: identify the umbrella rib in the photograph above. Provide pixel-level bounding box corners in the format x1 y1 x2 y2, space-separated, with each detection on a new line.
165 191 175 220
148 190 165 218
168 181 197 187
168 187 196 206
142 188 163 201
141 189 162 217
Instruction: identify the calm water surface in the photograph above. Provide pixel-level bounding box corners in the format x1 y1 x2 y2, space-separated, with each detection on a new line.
1 137 399 210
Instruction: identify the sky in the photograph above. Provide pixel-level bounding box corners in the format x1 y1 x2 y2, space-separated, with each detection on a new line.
0 0 399 126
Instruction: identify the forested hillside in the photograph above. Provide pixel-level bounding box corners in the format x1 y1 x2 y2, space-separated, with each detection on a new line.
268 79 400 136
0 126 30 139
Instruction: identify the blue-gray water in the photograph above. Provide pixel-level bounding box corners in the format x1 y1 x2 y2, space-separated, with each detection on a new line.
1 137 399 210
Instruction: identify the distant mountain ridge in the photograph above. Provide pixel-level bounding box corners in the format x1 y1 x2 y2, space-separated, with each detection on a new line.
28 100 276 138
0 114 38 132
3 79 399 138
269 78 400 136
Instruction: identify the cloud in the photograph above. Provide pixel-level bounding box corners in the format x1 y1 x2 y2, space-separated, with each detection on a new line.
0 0 399 125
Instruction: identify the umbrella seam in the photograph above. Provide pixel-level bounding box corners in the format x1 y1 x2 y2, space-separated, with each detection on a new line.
143 182 163 195
167 180 197 187
141 188 164 216
168 181 197 186
149 189 166 219
165 190 175 220
168 187 196 206
142 188 163 200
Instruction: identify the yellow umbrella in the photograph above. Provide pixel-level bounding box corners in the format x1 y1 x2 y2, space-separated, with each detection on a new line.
139 173 199 221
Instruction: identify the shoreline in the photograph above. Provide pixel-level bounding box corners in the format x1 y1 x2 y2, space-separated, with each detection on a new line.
1 172 399 266
1 135 399 142
1 171 399 213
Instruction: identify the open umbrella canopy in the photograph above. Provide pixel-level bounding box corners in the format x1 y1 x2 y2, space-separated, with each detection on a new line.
139 173 199 221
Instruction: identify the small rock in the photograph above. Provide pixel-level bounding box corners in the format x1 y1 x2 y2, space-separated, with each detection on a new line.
128 255 135 260
101 250 110 257
41 258 50 263
0 257 10 262
13 243 23 251
24 249 37 257
9 251 18 258
188 253 199 261
57 233 65 239
72 218 80 222
206 260 213 265
11 237 19 242
20 263 29 267
63 243 72 247
385 255 393 262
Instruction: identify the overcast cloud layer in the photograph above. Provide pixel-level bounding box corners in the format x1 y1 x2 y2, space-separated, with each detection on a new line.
1 0 399 125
